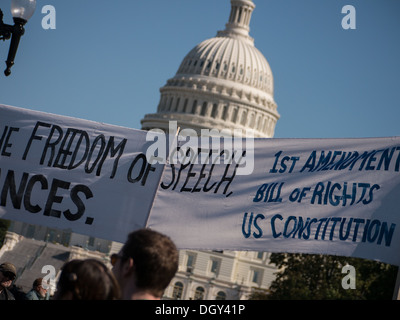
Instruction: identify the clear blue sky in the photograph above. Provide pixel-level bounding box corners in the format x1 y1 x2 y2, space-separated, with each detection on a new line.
0 0 399 139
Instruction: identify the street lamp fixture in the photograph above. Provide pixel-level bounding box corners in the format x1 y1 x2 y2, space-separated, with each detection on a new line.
0 0 36 76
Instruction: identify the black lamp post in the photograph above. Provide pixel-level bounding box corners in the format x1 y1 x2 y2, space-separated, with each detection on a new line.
0 0 36 76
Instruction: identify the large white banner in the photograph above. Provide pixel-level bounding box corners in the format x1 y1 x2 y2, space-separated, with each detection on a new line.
0 104 164 243
147 136 400 266
1 104 400 266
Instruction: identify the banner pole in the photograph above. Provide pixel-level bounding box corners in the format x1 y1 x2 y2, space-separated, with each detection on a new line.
392 266 400 300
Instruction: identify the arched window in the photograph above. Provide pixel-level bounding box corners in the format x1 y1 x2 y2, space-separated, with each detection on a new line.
249 113 255 127
255 116 261 131
201 102 208 116
172 282 184 300
241 110 247 126
231 108 238 123
174 98 180 112
168 97 173 111
191 100 197 114
211 103 218 118
194 286 205 300
215 291 226 300
182 98 188 113
222 105 229 120
238 7 242 23
263 118 268 133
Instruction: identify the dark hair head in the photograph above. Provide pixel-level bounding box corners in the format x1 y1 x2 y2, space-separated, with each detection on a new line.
56 259 120 300
33 278 43 288
121 228 178 298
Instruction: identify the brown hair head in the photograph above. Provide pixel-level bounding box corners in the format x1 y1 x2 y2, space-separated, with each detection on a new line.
56 259 120 300
121 228 178 298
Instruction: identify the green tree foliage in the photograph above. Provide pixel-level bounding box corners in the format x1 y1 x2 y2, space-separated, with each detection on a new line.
249 253 398 300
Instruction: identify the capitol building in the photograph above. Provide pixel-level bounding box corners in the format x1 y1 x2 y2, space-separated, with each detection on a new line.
1 0 281 299
144 0 280 300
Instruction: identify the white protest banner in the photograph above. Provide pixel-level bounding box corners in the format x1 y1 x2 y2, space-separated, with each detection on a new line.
2 103 400 266
147 137 400 266
0 104 164 243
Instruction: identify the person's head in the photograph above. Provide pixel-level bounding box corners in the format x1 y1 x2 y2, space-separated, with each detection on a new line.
0 262 16 290
55 259 120 300
32 278 47 298
111 228 178 300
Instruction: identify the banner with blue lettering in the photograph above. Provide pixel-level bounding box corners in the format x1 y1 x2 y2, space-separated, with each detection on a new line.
0 104 164 243
147 136 400 266
1 104 400 266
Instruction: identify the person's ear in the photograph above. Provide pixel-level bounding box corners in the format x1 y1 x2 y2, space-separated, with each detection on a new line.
122 257 135 277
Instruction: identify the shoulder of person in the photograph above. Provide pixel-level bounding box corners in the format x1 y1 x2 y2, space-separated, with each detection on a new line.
5 288 15 300
25 289 39 300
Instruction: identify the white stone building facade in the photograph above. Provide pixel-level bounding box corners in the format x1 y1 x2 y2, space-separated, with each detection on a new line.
163 250 277 300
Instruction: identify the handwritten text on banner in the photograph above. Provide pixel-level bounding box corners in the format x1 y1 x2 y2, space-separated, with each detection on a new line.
1 104 400 265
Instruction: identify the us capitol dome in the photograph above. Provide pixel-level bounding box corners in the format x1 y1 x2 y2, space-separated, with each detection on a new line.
141 0 280 138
